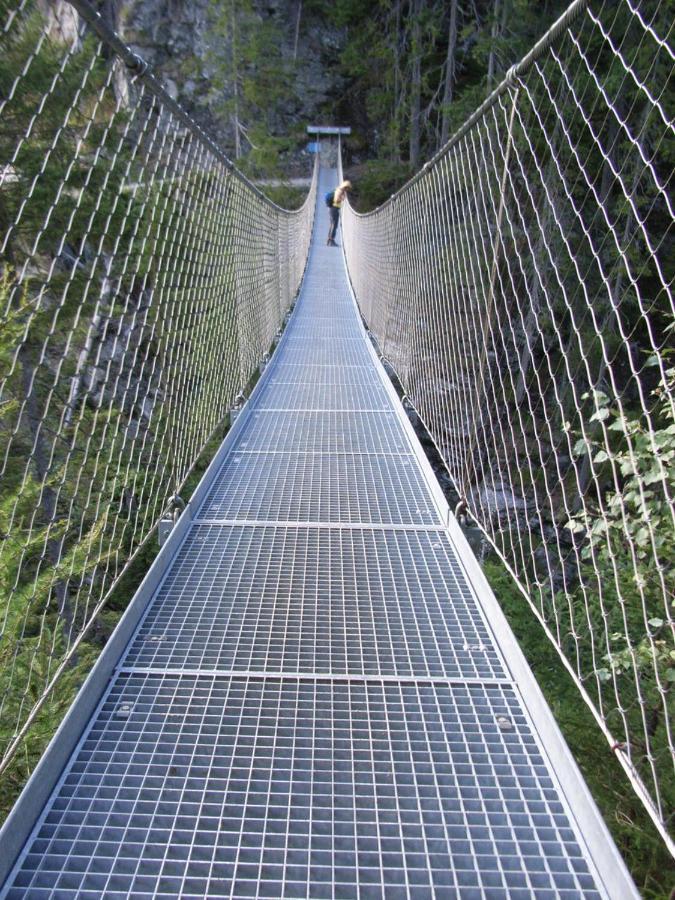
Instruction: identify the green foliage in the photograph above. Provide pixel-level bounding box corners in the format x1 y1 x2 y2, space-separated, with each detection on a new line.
569 371 675 572
561 363 675 822
482 556 674 898
260 183 308 209
331 0 573 206
346 159 412 213
207 0 301 174
567 369 674 666
0 636 97 823
0 26 135 259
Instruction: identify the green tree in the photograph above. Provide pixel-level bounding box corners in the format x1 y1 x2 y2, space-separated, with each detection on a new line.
207 0 296 175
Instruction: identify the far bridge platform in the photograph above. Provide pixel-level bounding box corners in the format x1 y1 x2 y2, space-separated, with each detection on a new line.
0 168 634 899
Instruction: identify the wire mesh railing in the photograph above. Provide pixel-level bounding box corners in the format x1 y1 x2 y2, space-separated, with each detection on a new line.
0 0 317 781
342 0 674 853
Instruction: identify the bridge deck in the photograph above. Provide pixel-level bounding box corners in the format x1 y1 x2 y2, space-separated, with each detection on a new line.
0 169 632 898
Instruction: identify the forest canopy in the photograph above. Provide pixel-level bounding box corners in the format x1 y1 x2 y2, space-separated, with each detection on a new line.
203 0 575 207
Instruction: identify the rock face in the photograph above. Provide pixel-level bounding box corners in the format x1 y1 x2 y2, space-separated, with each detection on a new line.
119 0 212 76
469 482 530 517
39 0 80 48
110 0 345 159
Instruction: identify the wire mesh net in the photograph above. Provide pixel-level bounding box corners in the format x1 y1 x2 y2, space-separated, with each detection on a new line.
343 0 674 850
0 0 316 778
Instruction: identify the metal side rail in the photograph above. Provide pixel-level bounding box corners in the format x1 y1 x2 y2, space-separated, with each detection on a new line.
0 168 635 899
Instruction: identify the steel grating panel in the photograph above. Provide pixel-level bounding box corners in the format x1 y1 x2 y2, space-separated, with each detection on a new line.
196 452 440 524
122 525 506 680
289 318 362 333
282 335 367 346
290 314 357 328
286 315 358 325
288 330 363 341
7 674 602 900
293 298 354 308
234 411 411 455
257 380 391 411
0 167 626 898
273 361 375 371
272 340 372 368
267 367 385 386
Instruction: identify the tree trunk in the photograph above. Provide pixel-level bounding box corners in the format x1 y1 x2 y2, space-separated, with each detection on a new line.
232 0 241 159
392 0 401 160
409 0 422 168
293 0 302 63
513 123 562 407
440 0 459 147
487 0 501 87
514 285 541 408
98 0 118 31
19 353 77 658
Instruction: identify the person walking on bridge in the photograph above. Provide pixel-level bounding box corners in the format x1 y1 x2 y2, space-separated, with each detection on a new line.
327 179 352 246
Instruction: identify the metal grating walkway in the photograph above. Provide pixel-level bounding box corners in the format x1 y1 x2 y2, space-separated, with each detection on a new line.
0 169 634 898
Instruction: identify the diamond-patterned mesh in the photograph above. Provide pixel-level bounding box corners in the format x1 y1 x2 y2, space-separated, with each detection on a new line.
1 168 622 898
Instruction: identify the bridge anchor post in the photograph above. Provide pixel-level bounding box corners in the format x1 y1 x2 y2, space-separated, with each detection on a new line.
158 495 186 547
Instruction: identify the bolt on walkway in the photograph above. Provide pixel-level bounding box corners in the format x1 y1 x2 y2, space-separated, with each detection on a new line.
0 168 634 898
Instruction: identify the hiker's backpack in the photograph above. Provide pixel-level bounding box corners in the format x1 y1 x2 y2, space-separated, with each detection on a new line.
324 190 335 207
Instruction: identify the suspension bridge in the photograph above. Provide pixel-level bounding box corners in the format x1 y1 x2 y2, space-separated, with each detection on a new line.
0 0 673 896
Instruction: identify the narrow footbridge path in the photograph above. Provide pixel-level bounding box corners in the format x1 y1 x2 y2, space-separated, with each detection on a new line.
1 169 634 898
